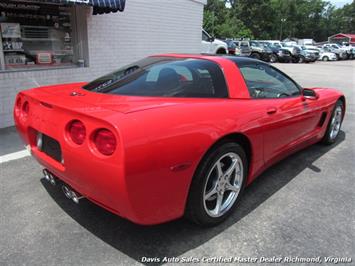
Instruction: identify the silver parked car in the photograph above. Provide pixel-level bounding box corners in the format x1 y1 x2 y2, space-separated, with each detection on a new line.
232 40 251 57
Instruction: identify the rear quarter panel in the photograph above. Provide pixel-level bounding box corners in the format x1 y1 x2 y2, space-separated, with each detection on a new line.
115 99 266 224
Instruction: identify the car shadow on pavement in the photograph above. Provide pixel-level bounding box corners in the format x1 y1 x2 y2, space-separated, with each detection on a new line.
41 132 345 265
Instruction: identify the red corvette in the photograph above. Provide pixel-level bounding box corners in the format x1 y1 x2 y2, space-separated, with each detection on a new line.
14 54 345 226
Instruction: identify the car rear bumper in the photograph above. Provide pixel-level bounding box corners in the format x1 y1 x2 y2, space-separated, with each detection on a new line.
15 115 133 220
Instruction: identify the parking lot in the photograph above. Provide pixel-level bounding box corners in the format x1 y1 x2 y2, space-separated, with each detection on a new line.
1 60 354 265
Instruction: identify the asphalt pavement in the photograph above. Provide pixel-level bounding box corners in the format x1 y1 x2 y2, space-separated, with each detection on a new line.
0 60 354 266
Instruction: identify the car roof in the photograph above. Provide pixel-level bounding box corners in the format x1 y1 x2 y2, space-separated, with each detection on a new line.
152 54 262 66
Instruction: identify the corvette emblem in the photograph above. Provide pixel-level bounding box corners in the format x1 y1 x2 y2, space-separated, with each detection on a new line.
70 91 85 96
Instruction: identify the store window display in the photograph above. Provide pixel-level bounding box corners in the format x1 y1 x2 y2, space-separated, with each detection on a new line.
0 1 80 71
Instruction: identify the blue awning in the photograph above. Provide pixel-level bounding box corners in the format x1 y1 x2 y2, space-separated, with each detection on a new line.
47 0 126 15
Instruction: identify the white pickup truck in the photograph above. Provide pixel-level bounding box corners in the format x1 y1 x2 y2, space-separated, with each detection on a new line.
341 43 355 59
201 30 228 55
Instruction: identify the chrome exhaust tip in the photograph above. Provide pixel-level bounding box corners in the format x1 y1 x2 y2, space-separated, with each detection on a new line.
43 169 50 182
71 191 84 204
48 174 56 186
62 185 73 199
61 185 83 204
43 169 56 186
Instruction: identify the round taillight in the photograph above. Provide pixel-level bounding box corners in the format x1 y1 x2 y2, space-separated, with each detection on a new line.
68 120 86 145
93 129 117 156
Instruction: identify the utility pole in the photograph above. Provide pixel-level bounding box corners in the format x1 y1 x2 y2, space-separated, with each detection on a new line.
280 18 286 40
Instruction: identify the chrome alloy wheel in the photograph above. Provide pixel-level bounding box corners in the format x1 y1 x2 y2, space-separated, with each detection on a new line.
203 152 243 218
330 106 343 140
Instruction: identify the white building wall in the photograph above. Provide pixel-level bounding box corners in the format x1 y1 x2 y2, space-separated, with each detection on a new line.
0 0 206 128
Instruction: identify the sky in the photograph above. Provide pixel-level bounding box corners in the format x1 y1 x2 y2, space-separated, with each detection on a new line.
329 0 353 8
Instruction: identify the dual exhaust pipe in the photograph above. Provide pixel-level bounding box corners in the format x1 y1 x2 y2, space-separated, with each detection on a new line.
43 169 56 185
61 185 84 204
43 169 84 204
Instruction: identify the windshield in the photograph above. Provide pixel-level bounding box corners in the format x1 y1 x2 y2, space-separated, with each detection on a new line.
250 41 261 47
82 57 229 98
240 41 249 47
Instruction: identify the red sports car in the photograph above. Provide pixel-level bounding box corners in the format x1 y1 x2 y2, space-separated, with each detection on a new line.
14 54 345 226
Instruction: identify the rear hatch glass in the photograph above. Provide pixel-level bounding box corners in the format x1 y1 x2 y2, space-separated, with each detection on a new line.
82 57 228 98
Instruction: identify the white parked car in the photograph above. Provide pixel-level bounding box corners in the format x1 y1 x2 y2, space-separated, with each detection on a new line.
322 44 347 59
304 46 336 61
202 29 228 55
318 49 337 61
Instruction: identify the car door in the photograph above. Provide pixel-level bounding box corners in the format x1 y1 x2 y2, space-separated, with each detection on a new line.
238 63 323 165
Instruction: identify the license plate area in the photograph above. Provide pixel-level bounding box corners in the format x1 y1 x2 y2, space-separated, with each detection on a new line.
38 133 62 163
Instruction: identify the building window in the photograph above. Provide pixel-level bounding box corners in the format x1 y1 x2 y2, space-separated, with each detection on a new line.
0 1 86 71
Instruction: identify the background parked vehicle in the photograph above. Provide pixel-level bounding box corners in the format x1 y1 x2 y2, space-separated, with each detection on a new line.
249 41 271 61
224 39 237 55
223 37 353 63
202 29 228 55
318 49 337 61
298 45 319 62
233 40 252 57
304 46 336 61
297 38 315 46
341 43 355 59
265 41 301 63
260 42 292 63
322 43 347 60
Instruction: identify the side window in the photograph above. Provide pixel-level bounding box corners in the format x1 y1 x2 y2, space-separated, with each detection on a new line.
202 31 209 41
239 64 300 99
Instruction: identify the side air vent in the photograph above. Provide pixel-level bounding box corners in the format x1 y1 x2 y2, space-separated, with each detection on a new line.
318 112 327 127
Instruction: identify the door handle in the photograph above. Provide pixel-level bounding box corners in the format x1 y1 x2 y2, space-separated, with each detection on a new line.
266 107 277 114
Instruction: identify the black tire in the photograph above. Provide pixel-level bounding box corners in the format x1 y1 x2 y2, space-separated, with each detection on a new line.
292 57 299 63
269 54 278 63
185 142 248 226
216 48 227 54
250 52 261 60
322 100 344 145
322 56 329 61
298 56 305 63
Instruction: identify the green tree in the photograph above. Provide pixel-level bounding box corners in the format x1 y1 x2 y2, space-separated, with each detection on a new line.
203 0 253 39
232 0 275 39
331 1 355 34
203 0 354 42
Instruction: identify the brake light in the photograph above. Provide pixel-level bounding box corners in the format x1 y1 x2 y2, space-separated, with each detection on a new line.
93 129 117 156
16 97 22 109
21 101 29 120
14 97 22 116
68 120 86 145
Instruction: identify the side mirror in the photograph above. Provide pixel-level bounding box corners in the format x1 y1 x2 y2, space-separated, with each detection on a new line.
302 88 319 100
208 36 215 42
